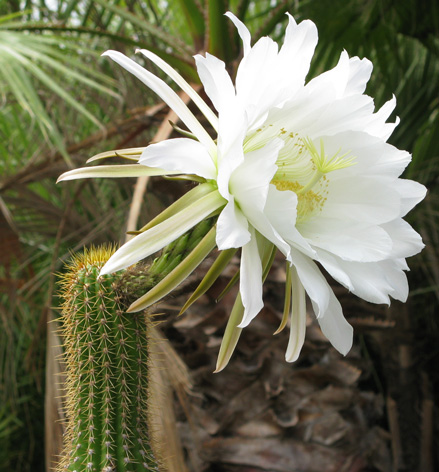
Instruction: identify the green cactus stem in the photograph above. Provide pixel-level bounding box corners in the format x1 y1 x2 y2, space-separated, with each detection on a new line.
57 219 213 472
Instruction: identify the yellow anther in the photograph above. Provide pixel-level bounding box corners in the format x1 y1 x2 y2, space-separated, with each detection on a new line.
272 180 326 223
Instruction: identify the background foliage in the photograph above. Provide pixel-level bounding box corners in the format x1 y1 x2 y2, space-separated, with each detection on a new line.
0 0 438 471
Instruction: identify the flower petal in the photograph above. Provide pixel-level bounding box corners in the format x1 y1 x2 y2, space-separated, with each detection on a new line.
290 249 353 355
235 36 280 127
364 95 398 141
316 290 353 356
316 251 397 304
382 219 425 258
194 52 236 116
383 259 410 302
140 138 216 180
299 218 393 262
225 12 251 56
231 138 283 211
238 227 264 328
263 185 315 259
393 178 427 216
278 14 318 90
102 50 216 153
100 190 225 275
216 197 250 249
320 176 402 224
137 49 218 131
229 140 299 259
289 249 329 317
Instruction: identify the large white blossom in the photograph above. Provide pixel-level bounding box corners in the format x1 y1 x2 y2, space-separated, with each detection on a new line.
59 13 426 371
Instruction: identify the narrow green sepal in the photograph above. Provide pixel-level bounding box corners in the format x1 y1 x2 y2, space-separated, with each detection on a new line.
127 227 217 313
274 262 292 335
86 147 145 163
216 267 240 303
168 120 198 140
261 243 277 282
215 294 244 373
138 182 216 233
163 174 206 183
180 247 237 316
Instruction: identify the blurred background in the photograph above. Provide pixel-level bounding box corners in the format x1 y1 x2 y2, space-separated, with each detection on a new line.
0 1 438 471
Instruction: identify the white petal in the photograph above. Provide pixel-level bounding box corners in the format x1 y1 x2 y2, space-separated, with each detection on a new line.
321 176 402 224
317 254 395 304
215 109 248 200
263 185 315 259
238 227 264 328
244 206 291 261
306 50 351 99
317 247 411 304
383 259 409 302
393 179 427 216
344 55 373 96
231 138 283 211
100 190 225 274
289 249 329 317
382 219 425 258
137 49 218 131
139 138 216 180
228 141 298 259
216 197 250 249
300 218 393 262
316 290 353 356
278 14 318 88
364 95 398 141
314 249 353 290
307 94 375 137
307 51 372 99
234 15 318 128
225 12 251 56
235 36 279 125
102 50 216 153
290 249 353 355
194 52 236 115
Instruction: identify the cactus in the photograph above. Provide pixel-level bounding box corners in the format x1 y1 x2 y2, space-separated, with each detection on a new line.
57 246 159 472
57 219 213 472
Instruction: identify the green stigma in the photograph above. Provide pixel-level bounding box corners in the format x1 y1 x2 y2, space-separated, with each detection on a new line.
302 137 355 174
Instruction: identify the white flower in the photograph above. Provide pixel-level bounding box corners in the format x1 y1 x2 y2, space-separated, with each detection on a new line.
58 13 426 371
